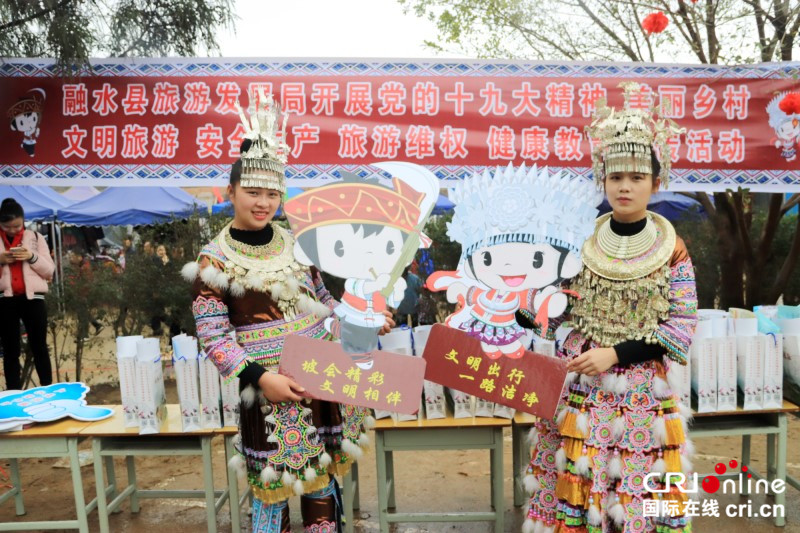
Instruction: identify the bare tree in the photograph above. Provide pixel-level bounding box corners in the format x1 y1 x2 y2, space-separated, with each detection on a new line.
401 0 800 307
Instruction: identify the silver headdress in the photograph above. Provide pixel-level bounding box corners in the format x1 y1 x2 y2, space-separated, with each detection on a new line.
586 82 685 188
447 164 602 261
235 90 289 192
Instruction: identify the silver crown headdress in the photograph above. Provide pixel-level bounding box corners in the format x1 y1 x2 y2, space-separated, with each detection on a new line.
235 91 289 192
586 81 684 188
447 164 602 261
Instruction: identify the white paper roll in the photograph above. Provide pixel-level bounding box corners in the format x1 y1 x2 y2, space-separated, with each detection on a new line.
711 317 730 338
777 318 800 335
733 318 758 337
693 319 713 340
172 335 199 360
136 338 161 362
116 335 143 359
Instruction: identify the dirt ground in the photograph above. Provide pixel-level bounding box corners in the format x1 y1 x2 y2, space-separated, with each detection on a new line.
3 327 800 532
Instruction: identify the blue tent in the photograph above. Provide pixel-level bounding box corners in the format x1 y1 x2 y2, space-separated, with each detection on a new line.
58 187 207 226
433 194 454 215
597 191 705 221
0 185 57 220
31 186 74 209
211 187 305 215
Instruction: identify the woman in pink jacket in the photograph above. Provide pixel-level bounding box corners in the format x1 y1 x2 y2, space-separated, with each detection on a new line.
0 198 55 390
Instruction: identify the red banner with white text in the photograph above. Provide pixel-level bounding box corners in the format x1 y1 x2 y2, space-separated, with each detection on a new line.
2 59 800 191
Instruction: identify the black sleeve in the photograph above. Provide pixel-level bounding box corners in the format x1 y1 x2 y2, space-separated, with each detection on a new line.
238 361 266 391
515 309 535 329
614 339 664 366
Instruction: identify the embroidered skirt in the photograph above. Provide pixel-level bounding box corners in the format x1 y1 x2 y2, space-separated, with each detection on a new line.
460 316 524 346
524 331 692 533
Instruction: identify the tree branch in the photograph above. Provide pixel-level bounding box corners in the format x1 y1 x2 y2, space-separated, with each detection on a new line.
576 0 642 61
731 191 756 264
782 193 800 216
674 0 709 63
769 212 800 303
756 193 785 265
0 0 73 31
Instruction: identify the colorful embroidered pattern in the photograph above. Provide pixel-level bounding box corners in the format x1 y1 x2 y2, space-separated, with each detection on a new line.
305 520 337 533
251 499 286 533
193 295 249 381
264 402 325 471
654 257 698 365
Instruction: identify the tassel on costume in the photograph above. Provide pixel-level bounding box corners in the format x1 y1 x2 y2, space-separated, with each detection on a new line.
608 453 622 479
364 415 376 429
181 261 200 281
664 413 685 446
575 454 590 476
293 478 305 496
653 415 667 446
341 438 363 460
281 470 295 487
230 281 246 297
240 385 257 408
228 454 246 480
613 414 626 440
260 465 279 484
587 501 602 526
653 376 670 398
319 452 332 467
523 473 541 493
555 447 567 473
522 519 536 533
304 467 318 483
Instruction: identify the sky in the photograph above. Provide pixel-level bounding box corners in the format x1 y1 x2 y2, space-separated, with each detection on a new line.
216 0 469 59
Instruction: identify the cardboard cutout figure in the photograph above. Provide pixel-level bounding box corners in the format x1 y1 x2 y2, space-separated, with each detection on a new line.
767 92 800 161
7 88 45 157
287 162 439 369
428 165 601 359
0 383 114 428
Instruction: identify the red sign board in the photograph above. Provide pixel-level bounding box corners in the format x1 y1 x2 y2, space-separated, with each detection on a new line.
421 324 567 419
279 334 425 415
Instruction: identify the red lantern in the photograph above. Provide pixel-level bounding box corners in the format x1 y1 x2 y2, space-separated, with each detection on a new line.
642 11 669 34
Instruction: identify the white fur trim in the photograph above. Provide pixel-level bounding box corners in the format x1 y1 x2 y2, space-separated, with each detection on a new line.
653 416 667 447
556 407 567 426
652 458 666 475
681 453 693 473
319 452 332 467
304 467 317 483
293 478 305 496
684 438 695 456
240 385 257 408
297 293 312 313
311 300 332 318
601 373 616 392
364 415 376 429
579 373 595 387
527 426 539 447
565 371 578 385
230 281 246 298
542 526 554 533
576 412 589 437
285 276 299 295
270 282 285 300
678 402 693 423
228 454 246 480
653 376 670 399
281 470 295 486
667 367 680 390
587 504 602 526
614 374 628 395
301 407 312 417
200 265 219 286
214 270 230 291
522 519 536 533
609 502 625 524
575 454 590 476
608 455 622 479
341 438 364 460
181 261 200 282
523 473 540 493
244 271 262 290
533 521 545 533
555 448 566 472
358 432 370 447
260 465 279 484
613 415 626 440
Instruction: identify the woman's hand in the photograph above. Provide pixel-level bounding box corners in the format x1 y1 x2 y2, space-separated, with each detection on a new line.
258 372 306 403
566 347 619 376
0 251 15 265
10 247 32 262
379 310 395 335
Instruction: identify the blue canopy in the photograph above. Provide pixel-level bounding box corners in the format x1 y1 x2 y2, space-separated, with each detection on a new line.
58 187 207 226
0 185 57 220
597 191 705 221
433 194 454 215
211 187 305 215
30 186 74 209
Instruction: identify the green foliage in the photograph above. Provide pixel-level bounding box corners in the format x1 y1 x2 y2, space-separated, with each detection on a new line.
0 0 234 72
673 209 722 309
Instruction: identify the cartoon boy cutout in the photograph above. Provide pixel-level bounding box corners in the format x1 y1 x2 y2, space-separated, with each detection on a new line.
286 163 439 369
428 165 600 359
767 91 800 161
7 88 45 157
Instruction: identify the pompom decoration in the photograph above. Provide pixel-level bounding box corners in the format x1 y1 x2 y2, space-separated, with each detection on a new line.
642 11 669 34
779 93 800 115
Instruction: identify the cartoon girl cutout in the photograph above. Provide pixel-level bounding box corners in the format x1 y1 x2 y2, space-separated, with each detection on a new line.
7 88 45 157
766 91 800 161
428 165 600 359
287 162 439 369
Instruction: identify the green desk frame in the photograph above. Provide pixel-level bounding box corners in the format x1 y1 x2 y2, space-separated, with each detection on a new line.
373 417 508 533
512 402 799 528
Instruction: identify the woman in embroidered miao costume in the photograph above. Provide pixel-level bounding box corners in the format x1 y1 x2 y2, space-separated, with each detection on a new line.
182 95 375 533
522 83 698 533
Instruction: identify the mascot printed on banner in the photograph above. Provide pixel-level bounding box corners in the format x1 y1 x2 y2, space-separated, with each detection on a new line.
767 91 800 161
427 165 601 359
7 88 45 157
287 162 439 369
